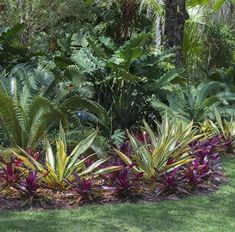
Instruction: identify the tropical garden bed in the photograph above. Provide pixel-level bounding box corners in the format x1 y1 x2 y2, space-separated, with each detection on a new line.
0 113 233 211
0 2 235 230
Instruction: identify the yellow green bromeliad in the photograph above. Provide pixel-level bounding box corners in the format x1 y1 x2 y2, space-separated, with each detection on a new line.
11 126 122 188
201 109 235 141
115 116 204 179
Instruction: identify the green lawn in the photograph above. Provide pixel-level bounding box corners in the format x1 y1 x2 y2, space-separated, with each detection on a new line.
0 157 235 232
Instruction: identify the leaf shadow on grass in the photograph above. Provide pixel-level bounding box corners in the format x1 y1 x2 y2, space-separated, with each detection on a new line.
0 209 124 232
1 192 235 232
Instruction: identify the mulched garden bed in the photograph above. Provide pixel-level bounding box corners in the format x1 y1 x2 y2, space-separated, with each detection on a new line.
0 175 228 212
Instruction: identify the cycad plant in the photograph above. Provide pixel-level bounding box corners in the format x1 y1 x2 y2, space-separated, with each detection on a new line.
114 116 203 179
151 81 235 123
0 63 110 148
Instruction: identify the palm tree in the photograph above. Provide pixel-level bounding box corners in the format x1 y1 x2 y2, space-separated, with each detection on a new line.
139 0 232 66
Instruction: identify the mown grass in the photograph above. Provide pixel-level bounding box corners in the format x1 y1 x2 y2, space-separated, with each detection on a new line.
0 157 235 232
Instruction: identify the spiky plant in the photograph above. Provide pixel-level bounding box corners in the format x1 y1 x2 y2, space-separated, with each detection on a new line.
151 81 235 123
11 125 122 188
114 116 202 179
0 64 110 148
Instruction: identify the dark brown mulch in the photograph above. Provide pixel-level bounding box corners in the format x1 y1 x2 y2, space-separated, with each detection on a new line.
0 177 228 212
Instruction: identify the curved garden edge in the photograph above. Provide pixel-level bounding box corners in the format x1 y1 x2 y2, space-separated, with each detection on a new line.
0 156 234 232
0 156 233 213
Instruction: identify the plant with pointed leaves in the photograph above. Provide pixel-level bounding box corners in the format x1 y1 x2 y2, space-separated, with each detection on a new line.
151 81 235 123
0 156 20 189
11 125 122 188
0 63 110 148
114 116 202 179
66 173 95 202
201 109 235 153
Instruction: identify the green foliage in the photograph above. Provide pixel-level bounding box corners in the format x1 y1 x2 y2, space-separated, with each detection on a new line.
0 65 63 148
0 63 110 148
11 125 122 188
182 3 235 80
92 0 154 41
204 23 235 69
69 32 179 130
0 24 31 69
187 0 231 8
0 0 94 51
151 81 235 123
138 0 164 15
115 116 201 179
208 65 235 92
201 108 235 143
65 126 111 158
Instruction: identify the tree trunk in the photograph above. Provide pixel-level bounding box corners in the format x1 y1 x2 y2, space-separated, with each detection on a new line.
155 15 164 49
163 0 189 67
